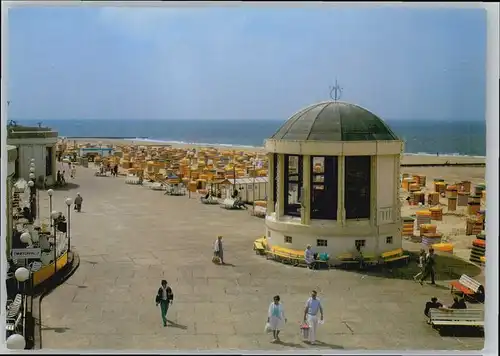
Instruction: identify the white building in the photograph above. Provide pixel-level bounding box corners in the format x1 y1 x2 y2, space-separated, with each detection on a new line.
7 125 58 186
224 177 269 203
6 145 18 257
264 101 403 260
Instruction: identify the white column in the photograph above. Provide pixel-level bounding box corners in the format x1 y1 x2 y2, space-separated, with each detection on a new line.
337 155 345 226
301 155 311 225
276 154 285 220
267 153 275 214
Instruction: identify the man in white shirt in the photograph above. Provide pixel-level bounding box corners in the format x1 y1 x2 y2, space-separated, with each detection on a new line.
303 290 324 344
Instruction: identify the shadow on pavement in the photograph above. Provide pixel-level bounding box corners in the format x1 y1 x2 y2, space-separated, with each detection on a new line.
275 340 304 348
438 326 484 338
304 340 344 349
41 326 71 334
166 320 188 330
50 182 81 192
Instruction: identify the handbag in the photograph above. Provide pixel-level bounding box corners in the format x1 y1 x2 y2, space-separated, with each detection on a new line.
264 322 272 334
300 322 310 339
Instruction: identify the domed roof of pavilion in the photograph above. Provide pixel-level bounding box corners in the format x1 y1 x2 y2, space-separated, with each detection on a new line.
270 101 399 142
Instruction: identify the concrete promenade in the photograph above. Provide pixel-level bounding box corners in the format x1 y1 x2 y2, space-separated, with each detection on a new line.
39 166 484 351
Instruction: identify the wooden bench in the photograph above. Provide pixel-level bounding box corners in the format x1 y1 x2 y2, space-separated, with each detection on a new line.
266 246 328 268
429 308 484 328
337 253 376 265
6 294 23 332
450 274 484 301
380 248 409 264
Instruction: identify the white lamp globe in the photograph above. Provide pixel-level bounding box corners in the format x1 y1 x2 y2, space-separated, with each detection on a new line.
29 173 35 179
14 267 30 282
30 158 35 162
47 189 54 196
6 333 26 350
20 232 31 244
51 211 60 220
30 161 36 167
29 167 35 173
28 180 34 187
65 198 72 206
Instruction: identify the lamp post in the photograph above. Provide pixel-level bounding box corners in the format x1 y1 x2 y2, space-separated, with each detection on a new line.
250 158 256 215
51 211 60 274
47 189 54 227
65 198 72 252
29 161 39 221
187 151 194 198
98 141 103 158
14 266 33 349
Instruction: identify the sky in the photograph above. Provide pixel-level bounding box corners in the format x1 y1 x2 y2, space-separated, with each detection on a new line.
7 6 486 121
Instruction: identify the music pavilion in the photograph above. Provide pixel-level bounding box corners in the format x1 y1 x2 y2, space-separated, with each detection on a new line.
264 101 404 260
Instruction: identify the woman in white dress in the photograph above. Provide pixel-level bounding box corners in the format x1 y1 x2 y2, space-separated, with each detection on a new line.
267 295 286 342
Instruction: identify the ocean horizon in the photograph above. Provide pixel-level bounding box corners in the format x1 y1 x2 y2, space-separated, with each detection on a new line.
16 118 486 157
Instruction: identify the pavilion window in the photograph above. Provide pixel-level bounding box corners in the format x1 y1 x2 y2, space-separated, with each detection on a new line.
284 154 302 217
310 156 338 220
345 156 371 219
272 153 278 208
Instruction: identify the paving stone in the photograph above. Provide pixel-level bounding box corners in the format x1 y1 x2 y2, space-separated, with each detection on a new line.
39 166 484 351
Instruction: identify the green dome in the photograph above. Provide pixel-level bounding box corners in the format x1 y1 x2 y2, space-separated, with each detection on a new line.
271 101 399 142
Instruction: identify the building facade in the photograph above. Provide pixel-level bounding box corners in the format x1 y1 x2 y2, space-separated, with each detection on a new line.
7 126 58 186
264 101 403 260
6 145 18 258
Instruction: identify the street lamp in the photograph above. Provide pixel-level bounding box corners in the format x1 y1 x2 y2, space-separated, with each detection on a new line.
6 333 26 350
65 198 72 252
20 232 31 245
14 266 33 350
250 158 256 215
98 141 103 157
51 211 60 274
29 161 39 220
47 189 54 227
187 151 194 198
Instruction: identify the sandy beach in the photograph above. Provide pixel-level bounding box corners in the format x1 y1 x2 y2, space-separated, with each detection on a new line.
65 137 485 166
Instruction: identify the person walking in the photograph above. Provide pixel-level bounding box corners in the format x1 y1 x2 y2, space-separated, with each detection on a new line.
267 295 286 343
419 248 436 285
413 249 427 281
74 193 83 212
303 290 324 345
213 235 224 264
71 164 77 179
155 280 174 327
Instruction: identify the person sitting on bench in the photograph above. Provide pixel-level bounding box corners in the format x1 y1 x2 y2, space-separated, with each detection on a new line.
449 296 467 309
424 297 443 318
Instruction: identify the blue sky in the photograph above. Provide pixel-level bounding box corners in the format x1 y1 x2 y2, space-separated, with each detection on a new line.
8 6 486 121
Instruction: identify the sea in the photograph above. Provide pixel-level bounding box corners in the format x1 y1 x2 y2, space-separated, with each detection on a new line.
18 119 486 157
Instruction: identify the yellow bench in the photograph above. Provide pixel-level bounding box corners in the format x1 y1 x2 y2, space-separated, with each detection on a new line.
253 237 267 255
337 253 376 264
265 246 306 265
381 248 409 264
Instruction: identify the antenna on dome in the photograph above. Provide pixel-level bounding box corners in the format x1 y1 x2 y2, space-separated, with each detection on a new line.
329 79 343 101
